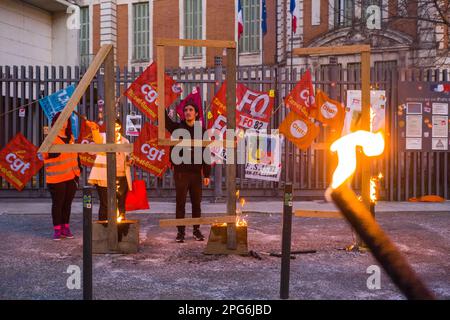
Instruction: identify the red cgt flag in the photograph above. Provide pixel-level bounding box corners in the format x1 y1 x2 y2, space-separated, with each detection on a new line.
284 70 316 119
0 133 44 191
132 122 171 177
76 120 97 167
124 62 182 121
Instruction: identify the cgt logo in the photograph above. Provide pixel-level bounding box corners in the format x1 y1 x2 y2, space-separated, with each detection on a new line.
141 84 158 104
141 143 165 161
290 120 308 139
5 152 30 174
321 101 338 119
299 89 315 108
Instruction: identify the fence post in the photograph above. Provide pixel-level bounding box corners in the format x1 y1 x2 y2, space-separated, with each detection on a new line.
82 186 93 300
280 183 293 299
213 56 223 201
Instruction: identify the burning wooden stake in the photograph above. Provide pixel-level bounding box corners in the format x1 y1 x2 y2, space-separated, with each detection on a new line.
328 130 434 300
92 219 140 254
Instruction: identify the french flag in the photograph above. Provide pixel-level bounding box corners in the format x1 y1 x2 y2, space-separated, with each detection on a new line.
237 0 244 39
290 0 300 34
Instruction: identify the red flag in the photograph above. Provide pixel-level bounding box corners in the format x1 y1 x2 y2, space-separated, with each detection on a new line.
284 70 316 119
132 122 171 177
207 82 274 131
124 62 182 121
77 120 97 167
0 133 43 191
236 83 274 131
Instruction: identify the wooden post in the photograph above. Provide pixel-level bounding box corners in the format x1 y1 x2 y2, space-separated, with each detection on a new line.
226 47 237 250
361 51 371 209
104 49 118 251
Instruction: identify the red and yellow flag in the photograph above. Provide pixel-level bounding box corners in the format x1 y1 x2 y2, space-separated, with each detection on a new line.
278 111 319 150
284 70 316 119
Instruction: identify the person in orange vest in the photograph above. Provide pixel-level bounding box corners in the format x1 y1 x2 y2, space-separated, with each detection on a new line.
42 112 81 241
86 119 133 221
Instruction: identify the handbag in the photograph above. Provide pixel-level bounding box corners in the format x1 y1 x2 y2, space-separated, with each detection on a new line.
125 170 150 211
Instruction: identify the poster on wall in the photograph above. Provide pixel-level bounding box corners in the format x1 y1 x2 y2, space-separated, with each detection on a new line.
398 82 450 151
343 90 386 135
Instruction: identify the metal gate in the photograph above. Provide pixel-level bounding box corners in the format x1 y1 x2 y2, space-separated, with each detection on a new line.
1 62 449 200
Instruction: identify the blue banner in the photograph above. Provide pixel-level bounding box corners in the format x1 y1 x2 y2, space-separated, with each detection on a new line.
39 85 79 140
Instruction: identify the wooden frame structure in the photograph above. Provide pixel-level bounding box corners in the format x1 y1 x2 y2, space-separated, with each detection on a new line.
155 38 239 250
38 44 130 252
293 44 372 210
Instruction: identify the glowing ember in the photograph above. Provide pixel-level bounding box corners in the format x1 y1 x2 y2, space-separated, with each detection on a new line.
330 131 385 189
236 216 247 227
240 198 246 207
370 177 377 203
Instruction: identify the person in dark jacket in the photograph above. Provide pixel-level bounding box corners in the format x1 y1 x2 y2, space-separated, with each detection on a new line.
165 100 211 243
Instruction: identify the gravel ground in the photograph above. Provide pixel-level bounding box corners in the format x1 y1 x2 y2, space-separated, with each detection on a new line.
0 210 449 300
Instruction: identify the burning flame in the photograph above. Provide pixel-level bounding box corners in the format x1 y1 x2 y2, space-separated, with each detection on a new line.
370 177 377 203
330 131 385 189
116 208 123 223
236 216 247 227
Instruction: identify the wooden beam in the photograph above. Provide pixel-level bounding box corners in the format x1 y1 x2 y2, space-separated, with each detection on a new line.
155 38 236 48
159 215 237 227
226 47 237 250
294 210 342 219
157 138 235 148
47 143 133 153
360 50 372 210
104 48 118 251
293 45 371 57
38 45 113 153
157 45 166 142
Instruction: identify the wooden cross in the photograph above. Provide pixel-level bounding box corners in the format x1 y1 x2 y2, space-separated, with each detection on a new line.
38 44 131 252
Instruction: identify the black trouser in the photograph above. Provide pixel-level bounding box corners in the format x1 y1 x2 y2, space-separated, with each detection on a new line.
96 176 128 221
174 171 202 234
48 178 78 226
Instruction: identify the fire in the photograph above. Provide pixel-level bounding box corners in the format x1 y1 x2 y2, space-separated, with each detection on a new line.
116 208 123 223
236 216 247 227
330 131 385 189
240 198 246 207
370 173 383 204
370 177 377 203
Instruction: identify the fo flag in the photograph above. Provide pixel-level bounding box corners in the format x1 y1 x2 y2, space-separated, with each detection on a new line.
236 83 275 131
133 122 171 177
124 62 182 121
39 85 79 140
285 70 316 119
77 120 97 167
208 82 274 131
315 89 346 133
0 133 43 191
279 111 319 150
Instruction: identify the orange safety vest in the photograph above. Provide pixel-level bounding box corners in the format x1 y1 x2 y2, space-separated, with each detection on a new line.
44 136 80 184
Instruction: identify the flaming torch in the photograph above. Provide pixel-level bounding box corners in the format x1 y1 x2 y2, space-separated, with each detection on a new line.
327 130 434 300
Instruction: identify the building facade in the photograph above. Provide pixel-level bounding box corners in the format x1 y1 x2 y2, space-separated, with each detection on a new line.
75 0 277 69
0 0 79 66
277 0 450 70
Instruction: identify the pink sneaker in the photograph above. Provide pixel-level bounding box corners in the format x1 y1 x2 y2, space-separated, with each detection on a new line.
53 228 61 241
61 224 74 239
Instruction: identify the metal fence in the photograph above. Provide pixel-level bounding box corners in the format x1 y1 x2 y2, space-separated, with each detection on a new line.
0 61 449 200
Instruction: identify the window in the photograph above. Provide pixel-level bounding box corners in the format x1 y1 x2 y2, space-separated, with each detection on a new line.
334 0 354 27
184 0 202 58
239 0 261 53
79 7 90 68
133 2 150 62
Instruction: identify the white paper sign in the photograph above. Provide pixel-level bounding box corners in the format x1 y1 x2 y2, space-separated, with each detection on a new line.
432 138 448 150
406 138 422 150
126 114 142 137
406 115 422 137
432 115 448 137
